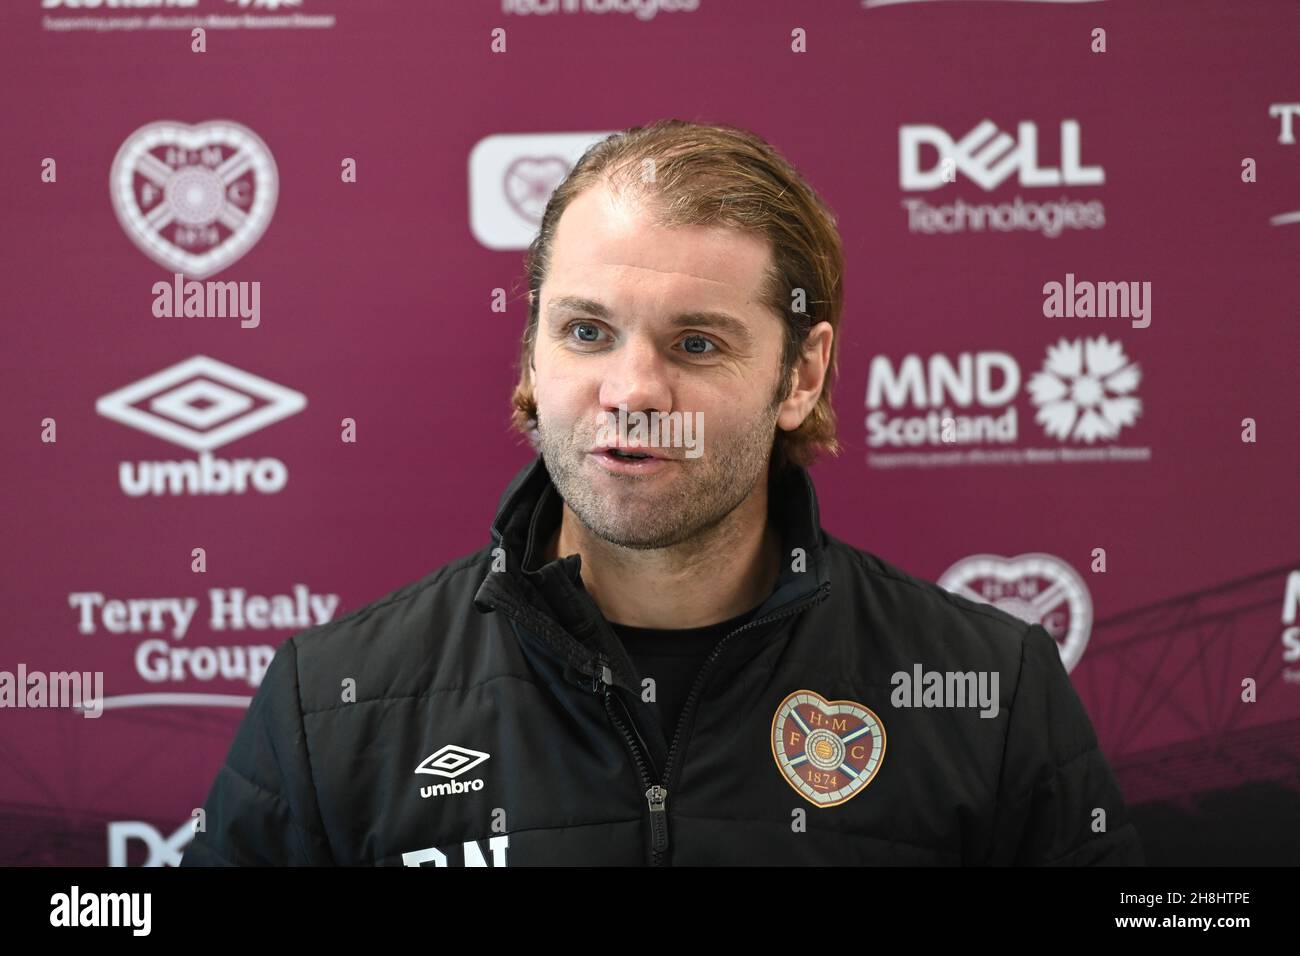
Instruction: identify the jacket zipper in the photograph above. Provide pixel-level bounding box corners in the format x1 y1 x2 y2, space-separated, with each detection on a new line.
599 681 669 863
592 581 830 866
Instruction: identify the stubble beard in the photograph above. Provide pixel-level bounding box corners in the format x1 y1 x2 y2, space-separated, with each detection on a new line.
536 380 787 551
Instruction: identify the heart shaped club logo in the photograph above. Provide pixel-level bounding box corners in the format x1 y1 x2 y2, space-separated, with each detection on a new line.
771 689 886 808
938 552 1093 672
503 156 570 225
109 120 278 279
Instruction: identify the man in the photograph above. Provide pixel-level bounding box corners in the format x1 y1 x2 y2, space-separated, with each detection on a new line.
182 119 1142 866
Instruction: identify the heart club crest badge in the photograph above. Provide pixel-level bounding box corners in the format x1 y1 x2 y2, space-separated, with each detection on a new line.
771 689 886 808
109 120 279 279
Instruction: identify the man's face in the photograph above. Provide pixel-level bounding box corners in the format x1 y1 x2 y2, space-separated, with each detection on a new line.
532 181 789 550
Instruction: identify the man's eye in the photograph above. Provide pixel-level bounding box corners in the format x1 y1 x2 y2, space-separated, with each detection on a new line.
570 322 603 343
682 335 716 355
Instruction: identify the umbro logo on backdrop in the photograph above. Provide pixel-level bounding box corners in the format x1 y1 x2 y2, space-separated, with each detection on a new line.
96 355 306 497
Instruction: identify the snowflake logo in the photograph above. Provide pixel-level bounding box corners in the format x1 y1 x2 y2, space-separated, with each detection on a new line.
1027 335 1142 443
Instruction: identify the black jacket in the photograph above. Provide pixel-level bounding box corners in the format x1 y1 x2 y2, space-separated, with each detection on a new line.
181 455 1142 866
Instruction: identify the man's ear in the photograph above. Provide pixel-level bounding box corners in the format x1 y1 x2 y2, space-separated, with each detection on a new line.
775 322 833 433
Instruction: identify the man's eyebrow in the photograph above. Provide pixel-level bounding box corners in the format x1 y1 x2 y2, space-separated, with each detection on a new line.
545 296 755 345
546 296 613 319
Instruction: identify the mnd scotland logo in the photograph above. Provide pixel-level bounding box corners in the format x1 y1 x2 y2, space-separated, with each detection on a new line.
864 335 1150 469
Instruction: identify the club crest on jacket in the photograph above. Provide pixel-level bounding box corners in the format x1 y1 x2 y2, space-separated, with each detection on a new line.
771 690 885 808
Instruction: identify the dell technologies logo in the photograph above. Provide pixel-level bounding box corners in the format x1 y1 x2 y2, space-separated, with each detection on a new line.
900 119 1104 192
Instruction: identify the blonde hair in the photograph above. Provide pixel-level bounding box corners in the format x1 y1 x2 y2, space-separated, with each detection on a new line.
510 119 843 474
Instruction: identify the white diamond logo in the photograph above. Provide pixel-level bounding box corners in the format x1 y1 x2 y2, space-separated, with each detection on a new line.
415 745 491 779
96 355 306 452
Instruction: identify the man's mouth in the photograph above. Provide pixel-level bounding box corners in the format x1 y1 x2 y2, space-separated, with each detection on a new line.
589 445 676 471
591 442 665 459
606 448 654 461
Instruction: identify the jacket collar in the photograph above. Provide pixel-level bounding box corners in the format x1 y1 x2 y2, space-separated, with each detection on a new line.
473 453 831 682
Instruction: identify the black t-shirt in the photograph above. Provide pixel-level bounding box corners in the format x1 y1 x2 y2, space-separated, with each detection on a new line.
609 604 760 746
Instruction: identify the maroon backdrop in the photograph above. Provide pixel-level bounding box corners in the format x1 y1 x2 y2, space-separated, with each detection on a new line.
2 0 1297 865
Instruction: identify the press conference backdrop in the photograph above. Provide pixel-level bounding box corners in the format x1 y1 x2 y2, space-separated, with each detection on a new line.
2 0 1297 866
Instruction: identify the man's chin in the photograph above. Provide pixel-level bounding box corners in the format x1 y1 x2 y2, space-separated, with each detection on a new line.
585 524 686 551
570 498 694 550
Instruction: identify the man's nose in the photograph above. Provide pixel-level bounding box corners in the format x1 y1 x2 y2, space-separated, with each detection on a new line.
597 335 674 416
